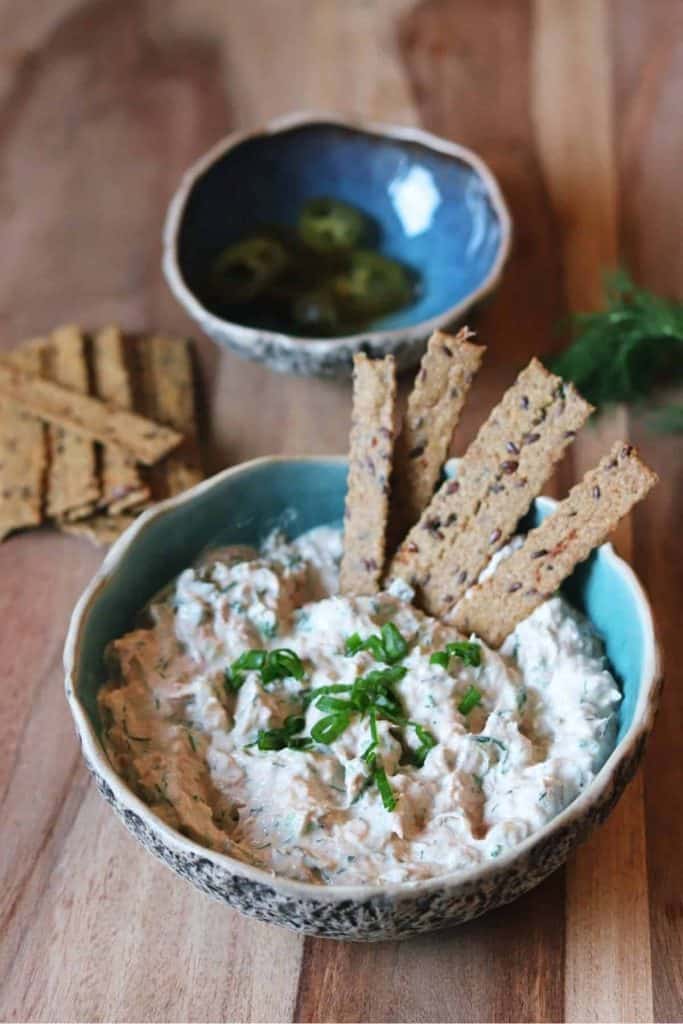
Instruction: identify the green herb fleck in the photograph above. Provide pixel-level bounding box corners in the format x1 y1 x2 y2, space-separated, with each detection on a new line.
255 713 309 752
458 685 483 715
344 622 409 665
310 712 351 745
430 640 481 669
374 766 396 811
411 722 437 766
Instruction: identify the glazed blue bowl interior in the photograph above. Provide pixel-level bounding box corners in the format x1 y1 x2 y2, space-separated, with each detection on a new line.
177 122 504 334
76 461 644 748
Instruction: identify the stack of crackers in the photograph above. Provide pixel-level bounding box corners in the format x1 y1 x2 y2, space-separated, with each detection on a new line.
0 325 203 547
339 328 657 648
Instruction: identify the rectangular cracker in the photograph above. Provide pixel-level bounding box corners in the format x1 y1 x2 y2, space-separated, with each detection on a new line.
46 325 100 521
0 339 48 540
391 328 484 534
388 359 593 616
92 326 150 513
0 356 182 465
452 442 658 646
59 513 136 548
340 353 397 595
138 334 202 499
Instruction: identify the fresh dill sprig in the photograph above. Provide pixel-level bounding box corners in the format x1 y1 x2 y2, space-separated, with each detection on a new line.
550 270 683 419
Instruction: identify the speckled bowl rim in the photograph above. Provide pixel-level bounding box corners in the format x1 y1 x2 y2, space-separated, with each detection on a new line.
65 455 661 904
162 111 512 355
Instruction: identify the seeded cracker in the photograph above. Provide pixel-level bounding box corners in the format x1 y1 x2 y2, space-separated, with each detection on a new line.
453 442 657 646
391 328 484 532
46 325 100 521
0 339 48 540
340 353 397 595
388 359 592 616
138 334 202 498
92 326 150 513
0 358 182 464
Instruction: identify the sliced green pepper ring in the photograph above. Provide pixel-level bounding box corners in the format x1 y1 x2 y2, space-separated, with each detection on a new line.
291 289 340 336
298 197 366 253
211 236 289 303
333 250 413 318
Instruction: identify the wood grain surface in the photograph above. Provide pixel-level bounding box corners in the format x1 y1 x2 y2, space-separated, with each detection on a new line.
0 1 681 1021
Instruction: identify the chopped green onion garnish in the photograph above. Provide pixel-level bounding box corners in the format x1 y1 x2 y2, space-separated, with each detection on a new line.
261 647 305 684
380 622 409 663
458 685 483 715
344 633 364 656
412 723 437 766
302 683 351 705
343 622 409 665
253 712 308 751
445 641 481 667
429 640 481 670
315 695 354 713
374 765 396 811
311 712 351 745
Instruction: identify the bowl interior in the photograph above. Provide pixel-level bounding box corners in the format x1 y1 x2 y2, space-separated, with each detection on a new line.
76 459 647 750
176 122 505 335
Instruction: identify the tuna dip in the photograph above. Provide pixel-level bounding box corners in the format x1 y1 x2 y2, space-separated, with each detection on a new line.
99 524 621 886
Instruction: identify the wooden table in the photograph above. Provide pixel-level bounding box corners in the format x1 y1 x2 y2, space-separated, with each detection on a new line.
0 2 681 1021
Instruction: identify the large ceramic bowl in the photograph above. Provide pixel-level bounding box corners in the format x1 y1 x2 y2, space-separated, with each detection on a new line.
163 113 511 378
65 458 661 941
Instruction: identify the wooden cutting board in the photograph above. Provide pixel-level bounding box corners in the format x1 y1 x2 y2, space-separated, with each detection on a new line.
0 1 680 1020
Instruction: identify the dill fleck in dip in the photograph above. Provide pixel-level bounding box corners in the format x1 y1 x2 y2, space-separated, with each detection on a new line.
99 526 621 886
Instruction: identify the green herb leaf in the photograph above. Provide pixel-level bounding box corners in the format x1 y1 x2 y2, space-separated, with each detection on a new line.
550 269 683 419
283 714 305 735
302 683 351 705
445 641 482 667
315 695 354 713
458 685 483 715
256 728 287 751
226 648 267 691
429 640 481 670
261 648 305 684
344 633 364 656
380 622 409 663
254 713 307 751
361 709 379 766
412 722 437 766
311 712 351 745
287 736 314 751
343 622 409 665
374 765 396 811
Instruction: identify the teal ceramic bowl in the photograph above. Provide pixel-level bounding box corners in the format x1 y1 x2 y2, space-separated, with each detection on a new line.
163 112 511 378
64 458 661 940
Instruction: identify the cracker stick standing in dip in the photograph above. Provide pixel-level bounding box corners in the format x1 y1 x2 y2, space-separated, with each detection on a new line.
340 353 397 596
388 359 592 617
453 441 658 646
391 328 484 536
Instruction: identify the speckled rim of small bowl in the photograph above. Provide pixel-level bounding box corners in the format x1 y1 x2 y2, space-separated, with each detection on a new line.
64 455 661 904
162 111 513 359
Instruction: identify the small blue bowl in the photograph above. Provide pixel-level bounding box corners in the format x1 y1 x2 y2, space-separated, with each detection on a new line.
65 458 661 940
163 113 511 377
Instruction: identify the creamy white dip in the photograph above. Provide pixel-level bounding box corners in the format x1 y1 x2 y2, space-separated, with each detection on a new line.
99 525 620 886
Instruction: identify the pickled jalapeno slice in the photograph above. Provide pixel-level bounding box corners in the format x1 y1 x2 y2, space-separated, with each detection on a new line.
298 198 366 253
333 250 412 317
211 236 289 303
